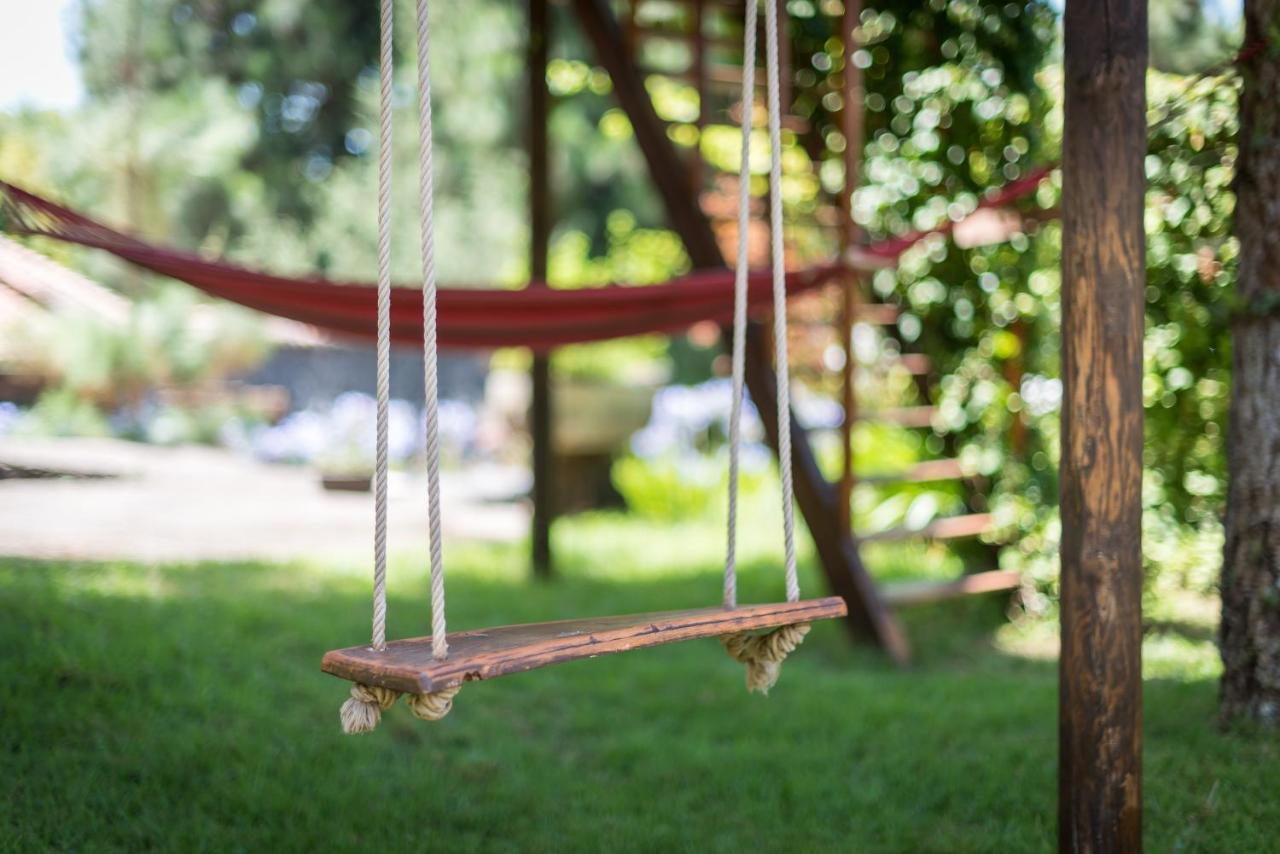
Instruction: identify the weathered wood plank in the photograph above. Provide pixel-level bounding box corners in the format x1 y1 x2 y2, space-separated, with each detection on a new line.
1059 0 1146 846
323 597 848 692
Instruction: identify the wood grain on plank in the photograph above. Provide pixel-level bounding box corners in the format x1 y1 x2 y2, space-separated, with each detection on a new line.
323 597 847 693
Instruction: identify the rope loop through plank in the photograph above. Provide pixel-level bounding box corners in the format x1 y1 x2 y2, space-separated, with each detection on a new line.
721 0 807 692
342 0 454 734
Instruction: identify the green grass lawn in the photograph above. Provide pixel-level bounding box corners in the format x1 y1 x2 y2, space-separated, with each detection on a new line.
1 514 1275 852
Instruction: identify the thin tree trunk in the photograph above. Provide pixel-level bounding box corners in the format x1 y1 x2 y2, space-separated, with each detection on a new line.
1220 1 1280 725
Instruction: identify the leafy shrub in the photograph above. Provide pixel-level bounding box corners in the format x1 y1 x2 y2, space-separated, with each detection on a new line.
13 389 112 439
612 379 771 519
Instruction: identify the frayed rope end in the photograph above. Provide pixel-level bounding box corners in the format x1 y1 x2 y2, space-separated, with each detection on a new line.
340 683 400 734
721 622 811 695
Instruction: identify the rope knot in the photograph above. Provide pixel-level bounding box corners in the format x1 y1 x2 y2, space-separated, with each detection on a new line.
407 685 462 721
721 622 810 695
340 683 401 734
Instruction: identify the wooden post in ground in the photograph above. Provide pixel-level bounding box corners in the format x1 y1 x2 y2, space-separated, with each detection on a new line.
529 0 554 579
1058 0 1146 847
570 0 909 662
836 0 864 534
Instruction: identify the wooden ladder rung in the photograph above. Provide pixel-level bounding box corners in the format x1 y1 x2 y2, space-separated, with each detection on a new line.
858 512 995 544
808 300 901 327
857 458 966 485
881 352 931 375
880 570 1022 608
856 406 937 428
853 303 901 326
322 597 847 694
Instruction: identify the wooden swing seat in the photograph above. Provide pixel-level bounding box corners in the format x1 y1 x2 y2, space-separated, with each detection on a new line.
322 596 846 693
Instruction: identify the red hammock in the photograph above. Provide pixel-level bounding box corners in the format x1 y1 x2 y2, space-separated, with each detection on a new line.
0 169 1047 350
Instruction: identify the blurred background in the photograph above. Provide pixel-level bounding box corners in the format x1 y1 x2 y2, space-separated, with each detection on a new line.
0 0 1239 581
1 1 1269 850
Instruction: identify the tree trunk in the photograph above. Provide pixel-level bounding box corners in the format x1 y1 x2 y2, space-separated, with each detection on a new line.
1220 2 1280 725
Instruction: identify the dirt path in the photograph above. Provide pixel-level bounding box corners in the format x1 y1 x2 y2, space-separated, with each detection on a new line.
0 437 529 563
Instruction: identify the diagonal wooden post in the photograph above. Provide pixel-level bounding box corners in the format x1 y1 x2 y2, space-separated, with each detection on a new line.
1059 0 1146 847
570 0 909 663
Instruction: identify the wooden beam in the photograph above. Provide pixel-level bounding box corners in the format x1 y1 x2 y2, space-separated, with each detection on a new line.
1059 0 1146 847
529 0 554 579
570 0 908 663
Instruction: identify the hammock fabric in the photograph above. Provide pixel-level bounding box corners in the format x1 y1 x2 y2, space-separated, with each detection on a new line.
0 169 1047 350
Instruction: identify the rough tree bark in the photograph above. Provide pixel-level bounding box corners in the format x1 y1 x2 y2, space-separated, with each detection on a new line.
1220 2 1280 725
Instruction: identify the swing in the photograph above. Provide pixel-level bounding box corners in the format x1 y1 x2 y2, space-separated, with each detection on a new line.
322 0 846 733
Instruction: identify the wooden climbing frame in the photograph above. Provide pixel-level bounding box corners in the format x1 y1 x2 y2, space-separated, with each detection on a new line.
563 0 1024 666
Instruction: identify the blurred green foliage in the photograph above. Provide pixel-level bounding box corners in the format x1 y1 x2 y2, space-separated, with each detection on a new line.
13 285 270 406
1148 0 1241 74
612 454 767 522
0 1 1245 590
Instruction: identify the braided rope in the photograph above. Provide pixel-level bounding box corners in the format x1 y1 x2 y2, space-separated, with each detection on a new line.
371 0 394 653
413 0 448 660
407 685 461 721
720 2 806 696
764 0 799 603
724 0 758 610
340 0 457 736
339 0 397 737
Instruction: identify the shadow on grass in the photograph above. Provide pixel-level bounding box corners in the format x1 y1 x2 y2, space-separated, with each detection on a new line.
1143 617 1217 644
0 553 1274 853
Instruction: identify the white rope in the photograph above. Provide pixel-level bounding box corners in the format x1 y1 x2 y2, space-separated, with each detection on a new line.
719 0 808 700
724 0 758 610
765 0 799 603
371 0 395 652
343 0 456 733
724 0 799 608
413 0 448 659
